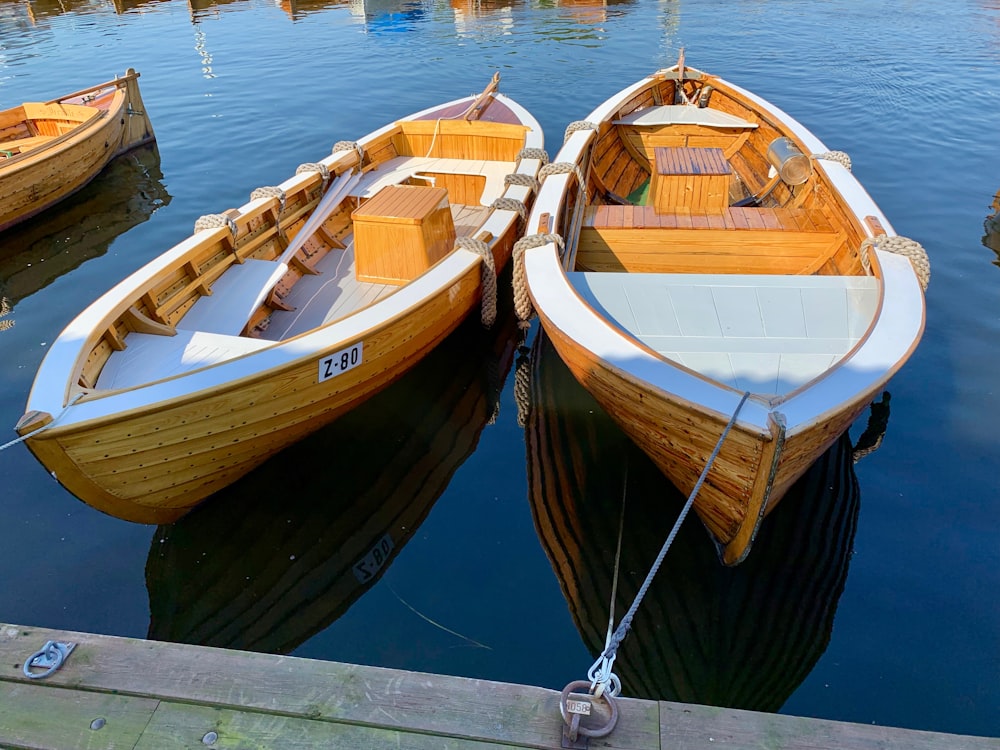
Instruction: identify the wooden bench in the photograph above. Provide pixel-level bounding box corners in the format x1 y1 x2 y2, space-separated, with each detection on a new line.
569 271 878 395
577 204 845 275
0 134 55 156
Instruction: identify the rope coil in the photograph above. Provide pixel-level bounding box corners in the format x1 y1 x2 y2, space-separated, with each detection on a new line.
815 150 852 171
296 162 331 184
504 172 540 194
564 120 598 142
250 185 286 211
454 237 497 327
193 213 238 238
489 196 527 221
332 140 364 164
512 233 564 326
861 235 931 290
516 147 549 165
539 161 585 186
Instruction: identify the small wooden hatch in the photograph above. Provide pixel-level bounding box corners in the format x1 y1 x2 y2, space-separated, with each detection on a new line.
651 146 732 213
352 185 456 285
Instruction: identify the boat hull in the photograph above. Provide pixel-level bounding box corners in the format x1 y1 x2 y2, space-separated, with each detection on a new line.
0 69 155 232
23 264 483 523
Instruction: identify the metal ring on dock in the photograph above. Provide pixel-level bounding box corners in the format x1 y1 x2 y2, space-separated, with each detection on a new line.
558 679 619 742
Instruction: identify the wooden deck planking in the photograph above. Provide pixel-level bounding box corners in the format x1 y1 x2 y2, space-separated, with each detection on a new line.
1 624 996 750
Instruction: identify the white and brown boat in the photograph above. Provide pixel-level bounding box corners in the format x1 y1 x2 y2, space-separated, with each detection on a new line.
15 75 544 524
518 58 926 564
0 69 155 232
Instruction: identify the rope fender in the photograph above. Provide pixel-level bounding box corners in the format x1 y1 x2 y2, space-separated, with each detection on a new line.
862 235 931 290
250 185 286 211
512 233 564 326
193 213 238 238
539 161 585 186
815 150 852 171
564 120 598 142
489 196 527 221
516 147 549 165
295 162 331 184
454 236 497 327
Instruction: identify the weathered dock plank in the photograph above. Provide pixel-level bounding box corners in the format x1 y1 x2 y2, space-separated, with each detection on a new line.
1 623 997 750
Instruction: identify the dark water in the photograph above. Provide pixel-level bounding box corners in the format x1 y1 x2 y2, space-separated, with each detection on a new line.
1 0 998 738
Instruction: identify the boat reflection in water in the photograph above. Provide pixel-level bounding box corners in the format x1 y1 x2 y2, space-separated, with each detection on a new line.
0 145 169 325
526 332 883 710
146 303 521 654
984 189 1000 262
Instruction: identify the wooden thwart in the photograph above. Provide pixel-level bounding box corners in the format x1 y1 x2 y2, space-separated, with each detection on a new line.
0 624 994 750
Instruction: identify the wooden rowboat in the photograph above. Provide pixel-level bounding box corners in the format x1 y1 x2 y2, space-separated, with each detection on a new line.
525 330 863 708
518 59 926 564
0 69 155 232
15 75 544 523
147 308 519 653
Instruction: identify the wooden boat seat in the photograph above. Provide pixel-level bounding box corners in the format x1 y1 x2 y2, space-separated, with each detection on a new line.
569 271 879 395
181 259 289 335
0 134 55 155
578 205 845 275
96 329 271 391
349 155 511 205
613 105 758 130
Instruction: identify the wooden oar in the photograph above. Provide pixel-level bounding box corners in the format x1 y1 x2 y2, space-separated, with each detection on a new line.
462 72 501 121
45 70 139 105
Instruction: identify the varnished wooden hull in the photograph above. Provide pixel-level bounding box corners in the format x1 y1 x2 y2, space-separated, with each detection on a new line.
147 308 519 652
0 69 155 232
16 88 543 523
525 331 862 707
521 64 925 564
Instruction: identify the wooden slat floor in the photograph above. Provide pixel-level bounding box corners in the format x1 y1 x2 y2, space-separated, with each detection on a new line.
1 623 997 750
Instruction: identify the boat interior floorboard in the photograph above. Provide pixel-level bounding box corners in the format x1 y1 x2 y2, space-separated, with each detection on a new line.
259 203 488 342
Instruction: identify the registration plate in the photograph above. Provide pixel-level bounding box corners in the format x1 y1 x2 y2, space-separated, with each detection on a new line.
318 342 363 382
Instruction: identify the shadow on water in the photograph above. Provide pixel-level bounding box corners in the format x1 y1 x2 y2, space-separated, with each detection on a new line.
524 331 888 711
0 144 170 309
145 297 522 655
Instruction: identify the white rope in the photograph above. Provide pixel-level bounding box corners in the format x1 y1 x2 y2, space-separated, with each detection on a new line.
587 391 751 695
0 393 85 453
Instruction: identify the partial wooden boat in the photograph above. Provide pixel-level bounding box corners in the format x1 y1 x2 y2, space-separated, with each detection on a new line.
0 69 155 232
15 77 544 524
147 308 519 653
525 331 864 708
519 60 925 564
985 189 1000 260
0 144 170 308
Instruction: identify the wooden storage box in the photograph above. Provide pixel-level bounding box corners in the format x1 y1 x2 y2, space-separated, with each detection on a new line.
352 185 456 285
651 146 732 213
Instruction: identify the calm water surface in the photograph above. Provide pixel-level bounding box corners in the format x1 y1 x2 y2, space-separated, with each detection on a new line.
1 0 999 738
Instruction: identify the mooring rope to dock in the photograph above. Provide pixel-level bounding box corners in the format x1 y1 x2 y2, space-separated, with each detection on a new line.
559 391 751 744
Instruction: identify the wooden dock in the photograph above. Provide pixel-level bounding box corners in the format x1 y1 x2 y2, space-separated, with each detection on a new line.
1 623 997 749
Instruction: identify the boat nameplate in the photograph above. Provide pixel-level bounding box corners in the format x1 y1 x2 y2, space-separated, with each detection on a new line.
318 341 364 382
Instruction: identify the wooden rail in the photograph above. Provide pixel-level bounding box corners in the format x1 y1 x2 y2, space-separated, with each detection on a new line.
1 623 996 749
